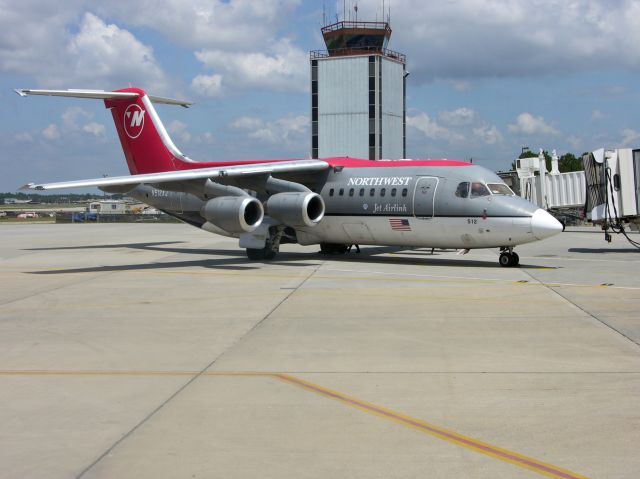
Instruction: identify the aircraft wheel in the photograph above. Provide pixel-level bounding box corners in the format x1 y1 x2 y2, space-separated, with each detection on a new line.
320 243 349 255
499 252 513 267
499 252 519 267
246 240 278 260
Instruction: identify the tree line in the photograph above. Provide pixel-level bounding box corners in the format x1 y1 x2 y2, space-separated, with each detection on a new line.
512 149 585 173
1 192 123 204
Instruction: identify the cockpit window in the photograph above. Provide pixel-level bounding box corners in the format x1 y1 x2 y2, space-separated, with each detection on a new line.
470 182 490 197
487 183 514 196
455 182 470 198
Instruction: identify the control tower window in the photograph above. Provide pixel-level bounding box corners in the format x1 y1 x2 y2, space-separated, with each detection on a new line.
470 182 490 198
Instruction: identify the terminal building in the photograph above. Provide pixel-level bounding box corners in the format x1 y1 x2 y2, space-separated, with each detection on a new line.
310 21 407 160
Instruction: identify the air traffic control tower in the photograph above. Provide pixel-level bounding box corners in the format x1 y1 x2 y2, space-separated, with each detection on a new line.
310 21 406 160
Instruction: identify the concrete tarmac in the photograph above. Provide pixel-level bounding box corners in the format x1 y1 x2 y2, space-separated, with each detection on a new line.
0 224 639 479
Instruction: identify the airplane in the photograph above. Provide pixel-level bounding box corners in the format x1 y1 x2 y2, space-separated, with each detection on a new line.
15 87 563 267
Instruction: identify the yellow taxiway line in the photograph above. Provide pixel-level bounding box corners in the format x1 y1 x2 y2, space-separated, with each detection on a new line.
0 369 590 479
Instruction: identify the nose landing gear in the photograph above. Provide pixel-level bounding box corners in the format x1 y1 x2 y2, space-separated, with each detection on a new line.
499 247 520 267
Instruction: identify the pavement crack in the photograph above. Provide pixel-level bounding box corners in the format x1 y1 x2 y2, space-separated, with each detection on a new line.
74 262 323 478
74 351 226 478
519 268 640 348
209 262 324 366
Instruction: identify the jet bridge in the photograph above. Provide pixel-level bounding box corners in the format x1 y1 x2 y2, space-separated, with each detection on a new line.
583 148 640 240
515 149 586 210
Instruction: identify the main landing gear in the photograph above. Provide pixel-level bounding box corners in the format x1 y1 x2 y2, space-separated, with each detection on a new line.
246 227 283 260
319 243 350 255
499 247 519 267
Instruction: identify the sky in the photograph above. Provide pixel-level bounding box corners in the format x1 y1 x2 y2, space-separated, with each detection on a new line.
1 0 639 192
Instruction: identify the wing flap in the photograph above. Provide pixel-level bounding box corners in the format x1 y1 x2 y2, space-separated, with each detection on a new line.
20 160 329 191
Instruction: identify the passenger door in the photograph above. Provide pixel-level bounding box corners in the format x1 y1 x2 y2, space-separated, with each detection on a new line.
413 177 439 218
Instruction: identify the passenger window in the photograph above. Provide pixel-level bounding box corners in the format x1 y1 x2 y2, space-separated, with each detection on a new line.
391 188 397 197
339 188 344 196
329 188 334 197
359 188 364 197
470 182 490 198
370 188 375 197
402 188 408 197
455 182 470 198
349 188 354 197
381 188 386 197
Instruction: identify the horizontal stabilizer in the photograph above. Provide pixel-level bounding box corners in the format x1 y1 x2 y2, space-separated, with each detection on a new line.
14 89 192 108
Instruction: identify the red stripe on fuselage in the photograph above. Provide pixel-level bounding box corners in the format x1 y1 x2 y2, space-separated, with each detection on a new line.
170 157 471 172
325 157 472 168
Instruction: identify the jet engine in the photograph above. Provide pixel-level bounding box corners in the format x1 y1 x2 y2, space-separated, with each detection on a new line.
200 196 263 233
266 192 325 228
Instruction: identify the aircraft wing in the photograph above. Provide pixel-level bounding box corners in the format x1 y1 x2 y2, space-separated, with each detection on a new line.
20 159 329 191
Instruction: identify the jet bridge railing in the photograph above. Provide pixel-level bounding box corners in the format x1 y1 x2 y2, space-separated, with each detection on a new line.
516 150 585 210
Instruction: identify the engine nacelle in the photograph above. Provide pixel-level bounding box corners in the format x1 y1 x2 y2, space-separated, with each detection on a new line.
200 196 263 233
266 192 325 228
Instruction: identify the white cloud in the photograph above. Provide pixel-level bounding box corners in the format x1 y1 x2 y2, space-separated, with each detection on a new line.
195 38 308 93
14 132 34 142
590 109 606 121
407 112 464 143
231 114 309 149
621 128 640 146
191 74 224 97
96 0 301 51
508 113 559 136
38 106 106 139
605 85 627 95
354 1 640 81
82 122 106 137
438 107 475 126
196 132 215 145
167 120 192 143
95 0 305 94
566 135 583 150
231 117 264 130
66 13 168 92
62 107 92 129
42 124 60 140
0 2 76 76
447 80 472 92
473 124 503 145
0 10 168 92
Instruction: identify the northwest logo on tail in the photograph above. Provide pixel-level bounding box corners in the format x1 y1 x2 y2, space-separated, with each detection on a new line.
124 104 145 139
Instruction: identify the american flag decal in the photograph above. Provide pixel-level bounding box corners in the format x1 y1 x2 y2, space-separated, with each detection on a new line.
389 218 411 231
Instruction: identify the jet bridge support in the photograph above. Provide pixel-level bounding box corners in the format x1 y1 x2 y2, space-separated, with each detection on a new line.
583 148 640 247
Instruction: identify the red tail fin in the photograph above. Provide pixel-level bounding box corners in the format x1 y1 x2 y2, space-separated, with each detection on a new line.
105 88 185 174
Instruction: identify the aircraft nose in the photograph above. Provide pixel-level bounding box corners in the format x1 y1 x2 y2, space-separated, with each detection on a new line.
531 209 563 240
